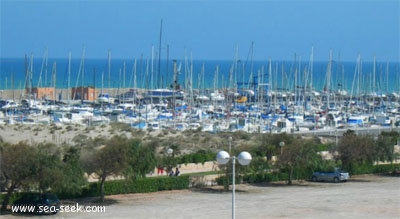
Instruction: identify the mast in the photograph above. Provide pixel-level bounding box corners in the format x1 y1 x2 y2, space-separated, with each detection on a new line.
372 55 376 114
386 61 389 94
326 50 333 109
28 54 34 101
101 71 104 108
68 52 71 104
93 67 96 104
166 44 169 89
52 62 57 102
134 59 137 105
11 73 14 101
305 47 314 105
250 41 254 88
81 47 85 102
234 45 239 89
172 60 177 122
44 47 48 87
123 61 126 103
73 47 85 101
23 54 32 101
23 54 27 99
310 46 314 92
37 49 48 88
268 58 272 96
189 51 194 107
118 67 121 100
108 50 111 90
158 19 163 88
373 55 376 95
151 45 154 90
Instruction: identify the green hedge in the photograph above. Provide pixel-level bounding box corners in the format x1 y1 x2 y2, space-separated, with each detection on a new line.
2 176 190 205
215 164 400 185
215 172 289 185
349 163 400 175
105 176 189 194
372 163 400 174
243 172 289 183
178 150 215 164
57 176 190 199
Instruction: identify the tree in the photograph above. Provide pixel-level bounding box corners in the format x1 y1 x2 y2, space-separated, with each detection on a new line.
336 134 376 172
35 143 63 192
52 146 87 197
82 136 129 202
277 138 321 185
1 142 38 212
343 129 356 137
160 144 181 174
124 139 157 179
254 134 275 160
379 131 400 163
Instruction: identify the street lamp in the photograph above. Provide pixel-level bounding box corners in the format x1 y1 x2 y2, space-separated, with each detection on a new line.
228 136 233 154
279 141 285 155
216 150 252 219
166 148 174 174
335 128 338 146
166 148 173 155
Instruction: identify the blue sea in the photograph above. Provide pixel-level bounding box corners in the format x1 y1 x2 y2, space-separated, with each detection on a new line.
0 58 399 94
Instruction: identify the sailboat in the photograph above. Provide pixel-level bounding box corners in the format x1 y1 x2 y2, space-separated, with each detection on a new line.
96 71 115 104
96 51 115 104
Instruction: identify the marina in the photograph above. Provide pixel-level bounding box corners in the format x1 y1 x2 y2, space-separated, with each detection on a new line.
0 55 399 135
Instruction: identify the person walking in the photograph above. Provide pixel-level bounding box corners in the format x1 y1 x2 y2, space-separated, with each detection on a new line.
174 167 180 176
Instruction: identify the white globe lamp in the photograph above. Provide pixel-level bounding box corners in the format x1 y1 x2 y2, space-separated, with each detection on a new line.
237 151 252 166
216 150 230 165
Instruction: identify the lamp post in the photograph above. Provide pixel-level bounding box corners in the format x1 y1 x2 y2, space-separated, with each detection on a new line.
335 128 338 146
279 141 285 155
228 136 233 154
166 148 173 155
166 148 174 174
216 150 252 219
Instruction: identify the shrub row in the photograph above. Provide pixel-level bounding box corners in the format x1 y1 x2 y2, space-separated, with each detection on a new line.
215 172 289 185
57 176 190 199
215 164 400 185
178 150 215 164
348 163 400 175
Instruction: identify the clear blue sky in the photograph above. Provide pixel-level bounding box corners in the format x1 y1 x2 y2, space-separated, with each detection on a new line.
1 0 399 62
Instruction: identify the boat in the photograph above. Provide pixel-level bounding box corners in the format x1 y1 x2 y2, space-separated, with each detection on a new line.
146 89 182 98
346 114 369 127
96 93 115 104
236 96 247 103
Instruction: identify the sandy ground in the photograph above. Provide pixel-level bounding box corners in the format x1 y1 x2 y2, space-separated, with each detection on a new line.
0 123 115 145
6 175 400 219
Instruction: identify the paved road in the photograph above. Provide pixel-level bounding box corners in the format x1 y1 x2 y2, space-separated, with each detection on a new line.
295 126 400 137
7 175 400 219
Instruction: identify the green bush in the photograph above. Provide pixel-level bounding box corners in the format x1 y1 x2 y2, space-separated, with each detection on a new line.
348 163 400 175
372 163 400 174
178 150 215 164
349 163 375 175
216 171 290 185
58 176 190 199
